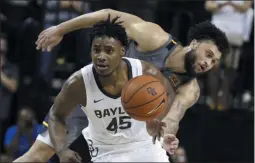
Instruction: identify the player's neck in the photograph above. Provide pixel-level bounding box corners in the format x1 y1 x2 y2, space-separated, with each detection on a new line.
165 46 189 73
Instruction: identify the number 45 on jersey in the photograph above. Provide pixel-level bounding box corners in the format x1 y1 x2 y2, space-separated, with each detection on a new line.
106 116 131 134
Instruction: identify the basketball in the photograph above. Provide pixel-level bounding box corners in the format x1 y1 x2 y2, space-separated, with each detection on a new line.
121 75 167 121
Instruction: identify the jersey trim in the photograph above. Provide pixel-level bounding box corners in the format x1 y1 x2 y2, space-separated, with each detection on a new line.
43 121 48 127
92 58 133 99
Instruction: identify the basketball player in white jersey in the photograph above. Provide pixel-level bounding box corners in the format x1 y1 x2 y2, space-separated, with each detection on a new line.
15 17 177 162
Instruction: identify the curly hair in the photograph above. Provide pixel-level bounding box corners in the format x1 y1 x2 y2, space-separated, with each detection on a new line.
187 21 230 55
89 14 128 48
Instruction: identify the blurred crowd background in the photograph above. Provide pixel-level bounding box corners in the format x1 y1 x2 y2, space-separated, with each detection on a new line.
0 0 254 162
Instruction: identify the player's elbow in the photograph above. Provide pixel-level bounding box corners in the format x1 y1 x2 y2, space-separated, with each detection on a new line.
48 107 64 124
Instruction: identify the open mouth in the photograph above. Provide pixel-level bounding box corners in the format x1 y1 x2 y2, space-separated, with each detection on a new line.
96 64 109 71
198 64 204 71
199 65 203 71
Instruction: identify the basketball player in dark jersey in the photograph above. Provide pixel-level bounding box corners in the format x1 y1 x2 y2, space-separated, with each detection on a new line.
36 9 229 136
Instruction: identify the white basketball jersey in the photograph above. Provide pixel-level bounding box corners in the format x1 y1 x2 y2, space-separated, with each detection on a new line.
80 57 167 161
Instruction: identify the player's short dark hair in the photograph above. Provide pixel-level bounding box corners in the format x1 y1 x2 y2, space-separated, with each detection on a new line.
187 21 230 56
90 14 128 48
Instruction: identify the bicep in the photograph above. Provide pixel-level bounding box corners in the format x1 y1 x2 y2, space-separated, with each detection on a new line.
129 22 169 51
52 83 77 117
50 72 86 118
103 9 168 51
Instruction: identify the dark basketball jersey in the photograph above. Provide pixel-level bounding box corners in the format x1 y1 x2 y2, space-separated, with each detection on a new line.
126 34 195 90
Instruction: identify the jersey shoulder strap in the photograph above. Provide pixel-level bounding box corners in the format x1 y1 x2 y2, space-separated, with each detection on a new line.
123 57 143 77
80 64 96 97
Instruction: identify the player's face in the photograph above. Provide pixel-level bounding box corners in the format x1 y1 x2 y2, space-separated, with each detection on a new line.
91 36 125 77
185 40 221 76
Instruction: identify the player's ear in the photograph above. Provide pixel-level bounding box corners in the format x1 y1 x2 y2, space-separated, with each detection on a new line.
190 39 198 49
121 47 125 57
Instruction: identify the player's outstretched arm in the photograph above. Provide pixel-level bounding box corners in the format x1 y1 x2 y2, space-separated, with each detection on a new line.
141 61 180 154
56 9 143 34
36 9 142 51
36 9 169 52
162 79 200 135
48 71 86 158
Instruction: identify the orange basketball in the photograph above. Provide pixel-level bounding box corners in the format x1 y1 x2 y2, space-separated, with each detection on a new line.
121 75 167 121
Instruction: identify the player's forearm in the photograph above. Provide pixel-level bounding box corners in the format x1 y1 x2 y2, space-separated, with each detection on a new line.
163 80 200 135
57 8 143 36
161 98 186 135
162 107 182 135
57 9 126 35
163 117 179 135
48 109 68 153
56 9 110 35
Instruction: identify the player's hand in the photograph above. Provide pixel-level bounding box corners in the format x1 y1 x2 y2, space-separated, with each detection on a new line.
35 26 63 52
146 119 166 144
57 148 82 162
162 134 179 155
